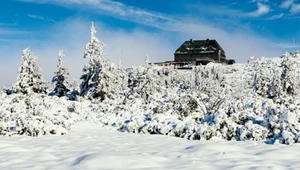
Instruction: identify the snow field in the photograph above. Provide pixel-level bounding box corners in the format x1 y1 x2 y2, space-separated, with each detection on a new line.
0 122 299 170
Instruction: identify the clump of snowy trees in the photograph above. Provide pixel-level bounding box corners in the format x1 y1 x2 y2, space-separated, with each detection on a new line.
1 22 300 145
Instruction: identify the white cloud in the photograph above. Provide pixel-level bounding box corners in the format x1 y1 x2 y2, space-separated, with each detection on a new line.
280 0 294 8
271 41 300 50
18 0 174 29
0 22 17 26
279 0 300 14
291 3 300 13
248 3 271 17
251 0 269 3
0 28 31 47
0 28 29 36
27 14 55 22
266 13 284 20
27 14 44 20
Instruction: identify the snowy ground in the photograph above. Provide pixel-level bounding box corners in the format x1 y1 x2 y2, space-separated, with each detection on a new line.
0 122 299 170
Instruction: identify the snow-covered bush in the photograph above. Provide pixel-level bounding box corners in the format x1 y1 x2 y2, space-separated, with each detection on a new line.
252 58 282 98
0 93 85 136
197 64 227 114
262 96 300 144
252 53 300 98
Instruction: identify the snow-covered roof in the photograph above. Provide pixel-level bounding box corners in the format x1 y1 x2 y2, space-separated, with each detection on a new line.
175 39 225 55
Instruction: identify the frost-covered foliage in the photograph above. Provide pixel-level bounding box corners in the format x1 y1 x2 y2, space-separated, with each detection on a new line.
51 50 70 97
12 48 48 94
0 93 84 136
2 51 300 145
253 59 282 98
98 54 300 145
3 23 300 145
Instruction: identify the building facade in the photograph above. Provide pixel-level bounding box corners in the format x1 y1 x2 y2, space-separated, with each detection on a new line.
153 39 235 67
175 39 230 65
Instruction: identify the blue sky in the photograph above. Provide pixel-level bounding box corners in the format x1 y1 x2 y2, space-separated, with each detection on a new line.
1 0 300 86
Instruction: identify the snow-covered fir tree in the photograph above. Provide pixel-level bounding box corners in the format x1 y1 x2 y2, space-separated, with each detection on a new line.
12 48 48 94
51 49 70 97
80 22 126 102
80 22 107 100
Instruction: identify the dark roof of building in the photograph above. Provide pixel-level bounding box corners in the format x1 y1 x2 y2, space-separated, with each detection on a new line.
175 39 225 54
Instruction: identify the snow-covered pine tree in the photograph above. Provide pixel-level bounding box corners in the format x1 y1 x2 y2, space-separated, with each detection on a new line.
80 22 123 101
80 22 106 100
13 48 48 94
51 49 70 97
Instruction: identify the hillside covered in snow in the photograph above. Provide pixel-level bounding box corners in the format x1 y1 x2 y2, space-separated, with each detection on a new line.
1 23 300 146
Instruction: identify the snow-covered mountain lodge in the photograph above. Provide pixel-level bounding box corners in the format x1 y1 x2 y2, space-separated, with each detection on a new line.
154 39 235 67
